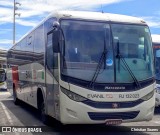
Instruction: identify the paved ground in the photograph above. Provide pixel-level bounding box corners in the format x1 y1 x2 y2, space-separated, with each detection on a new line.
0 91 160 135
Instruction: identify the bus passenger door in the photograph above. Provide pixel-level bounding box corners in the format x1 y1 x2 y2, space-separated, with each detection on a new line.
46 32 59 118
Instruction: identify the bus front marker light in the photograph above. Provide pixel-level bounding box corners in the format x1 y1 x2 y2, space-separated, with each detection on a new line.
66 108 77 118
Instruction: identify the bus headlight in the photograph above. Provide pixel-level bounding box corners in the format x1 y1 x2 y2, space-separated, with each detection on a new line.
61 87 87 102
141 91 154 101
0 82 4 86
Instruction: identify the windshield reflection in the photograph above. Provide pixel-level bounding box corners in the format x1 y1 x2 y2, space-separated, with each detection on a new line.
61 20 114 83
61 20 154 84
112 24 154 83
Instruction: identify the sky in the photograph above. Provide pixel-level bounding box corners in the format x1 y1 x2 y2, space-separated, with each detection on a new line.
0 0 160 50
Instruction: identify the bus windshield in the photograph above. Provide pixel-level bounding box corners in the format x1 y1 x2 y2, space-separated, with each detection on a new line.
0 69 6 82
112 24 154 83
61 20 154 84
153 43 160 81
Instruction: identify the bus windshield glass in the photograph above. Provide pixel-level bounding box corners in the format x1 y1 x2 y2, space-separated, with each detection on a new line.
112 24 154 83
0 69 6 82
61 20 154 84
153 43 160 81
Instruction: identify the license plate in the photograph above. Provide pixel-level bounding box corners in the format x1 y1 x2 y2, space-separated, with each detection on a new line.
105 119 122 125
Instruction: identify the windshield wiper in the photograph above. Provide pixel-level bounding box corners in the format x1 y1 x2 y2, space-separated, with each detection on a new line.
116 40 141 89
89 39 107 89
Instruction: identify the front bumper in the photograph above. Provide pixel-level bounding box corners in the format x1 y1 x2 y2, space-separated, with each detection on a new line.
60 91 155 124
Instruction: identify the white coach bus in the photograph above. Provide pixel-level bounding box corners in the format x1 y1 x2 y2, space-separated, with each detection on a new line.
152 34 160 107
7 11 155 125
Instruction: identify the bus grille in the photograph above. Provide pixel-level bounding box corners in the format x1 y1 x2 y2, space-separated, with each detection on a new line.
88 111 139 120
82 99 143 109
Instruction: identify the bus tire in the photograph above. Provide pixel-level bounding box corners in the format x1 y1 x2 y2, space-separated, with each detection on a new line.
37 91 49 125
40 101 49 125
13 87 19 105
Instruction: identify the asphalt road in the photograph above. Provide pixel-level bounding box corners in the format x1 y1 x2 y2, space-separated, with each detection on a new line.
0 91 160 135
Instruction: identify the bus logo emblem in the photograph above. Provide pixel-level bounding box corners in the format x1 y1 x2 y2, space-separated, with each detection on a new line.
112 103 119 108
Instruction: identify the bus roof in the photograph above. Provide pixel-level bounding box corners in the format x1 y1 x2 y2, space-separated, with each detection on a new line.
13 10 147 47
49 10 146 24
152 34 160 43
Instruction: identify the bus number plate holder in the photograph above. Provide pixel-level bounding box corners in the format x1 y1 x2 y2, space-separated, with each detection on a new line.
105 119 122 125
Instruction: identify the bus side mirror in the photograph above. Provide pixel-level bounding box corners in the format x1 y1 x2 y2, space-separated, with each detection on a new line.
52 29 60 53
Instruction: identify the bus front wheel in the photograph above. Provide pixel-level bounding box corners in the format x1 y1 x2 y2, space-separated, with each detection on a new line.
40 101 49 124
38 93 49 125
